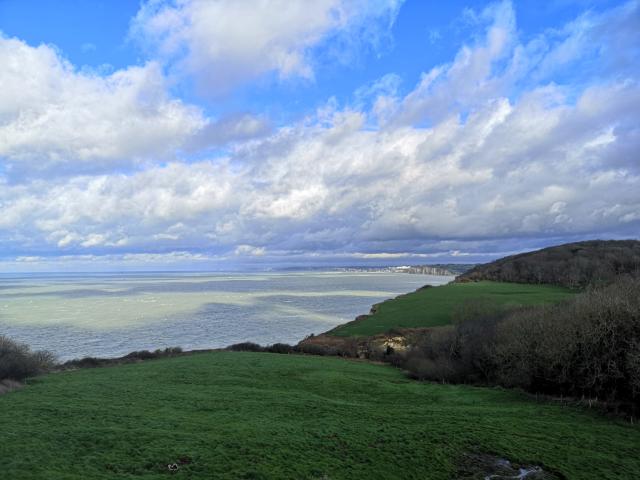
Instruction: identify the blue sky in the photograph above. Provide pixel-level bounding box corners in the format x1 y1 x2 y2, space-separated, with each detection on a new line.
0 0 638 271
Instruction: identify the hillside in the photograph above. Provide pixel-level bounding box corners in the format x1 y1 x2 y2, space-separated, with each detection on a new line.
1 351 639 479
327 281 574 337
455 240 640 288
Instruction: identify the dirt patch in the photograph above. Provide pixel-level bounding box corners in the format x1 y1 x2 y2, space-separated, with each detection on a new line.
455 453 564 479
297 327 433 359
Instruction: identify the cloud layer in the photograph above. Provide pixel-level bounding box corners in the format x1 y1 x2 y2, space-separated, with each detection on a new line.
0 1 638 268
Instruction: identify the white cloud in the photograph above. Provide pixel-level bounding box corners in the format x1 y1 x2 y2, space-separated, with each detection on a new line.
131 0 403 94
0 35 206 176
235 245 266 257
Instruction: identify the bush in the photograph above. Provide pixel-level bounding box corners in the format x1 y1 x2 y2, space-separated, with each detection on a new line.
493 276 640 403
64 346 184 369
404 350 457 382
395 301 508 384
295 338 361 358
123 348 182 360
227 342 264 352
295 343 333 356
166 346 183 355
0 336 56 381
64 357 106 369
266 343 294 354
124 350 157 360
396 277 640 410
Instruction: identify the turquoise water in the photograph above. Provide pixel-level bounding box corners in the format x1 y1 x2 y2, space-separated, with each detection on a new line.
0 272 452 360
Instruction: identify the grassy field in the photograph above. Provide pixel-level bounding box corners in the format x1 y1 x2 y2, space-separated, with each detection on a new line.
330 281 575 336
1 351 638 479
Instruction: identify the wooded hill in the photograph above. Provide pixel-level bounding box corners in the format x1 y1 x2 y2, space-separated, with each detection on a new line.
455 240 640 288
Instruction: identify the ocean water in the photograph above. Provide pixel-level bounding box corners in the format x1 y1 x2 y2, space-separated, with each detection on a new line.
0 272 452 361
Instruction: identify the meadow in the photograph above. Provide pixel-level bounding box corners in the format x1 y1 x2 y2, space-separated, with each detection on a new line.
329 281 575 336
1 351 638 479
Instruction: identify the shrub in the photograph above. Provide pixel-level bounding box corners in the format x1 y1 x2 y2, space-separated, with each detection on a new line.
0 336 56 381
295 343 331 356
491 276 640 404
405 354 458 382
64 346 184 369
64 357 105 369
397 277 640 410
123 347 184 361
124 350 156 360
266 343 294 354
334 338 360 357
227 342 264 352
295 338 361 358
397 301 508 384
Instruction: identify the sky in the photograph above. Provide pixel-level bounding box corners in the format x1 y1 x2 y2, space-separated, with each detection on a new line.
0 0 638 271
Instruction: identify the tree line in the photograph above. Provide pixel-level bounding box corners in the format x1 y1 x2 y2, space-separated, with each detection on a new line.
456 240 640 288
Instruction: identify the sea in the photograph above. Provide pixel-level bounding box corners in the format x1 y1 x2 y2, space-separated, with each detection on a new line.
0 271 452 361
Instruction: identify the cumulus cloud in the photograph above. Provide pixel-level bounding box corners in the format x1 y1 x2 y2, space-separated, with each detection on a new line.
131 0 403 94
0 161 239 252
0 35 207 176
1 1 639 266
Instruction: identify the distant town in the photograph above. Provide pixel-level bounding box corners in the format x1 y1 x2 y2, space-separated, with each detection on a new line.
331 264 476 276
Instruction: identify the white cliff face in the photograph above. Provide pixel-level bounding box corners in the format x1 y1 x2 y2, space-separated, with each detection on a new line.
392 265 456 275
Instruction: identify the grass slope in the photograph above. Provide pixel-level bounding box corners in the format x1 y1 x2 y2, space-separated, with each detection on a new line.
330 281 575 336
1 352 638 479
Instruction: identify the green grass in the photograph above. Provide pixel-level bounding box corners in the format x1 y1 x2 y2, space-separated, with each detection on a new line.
1 352 638 479
330 281 575 336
